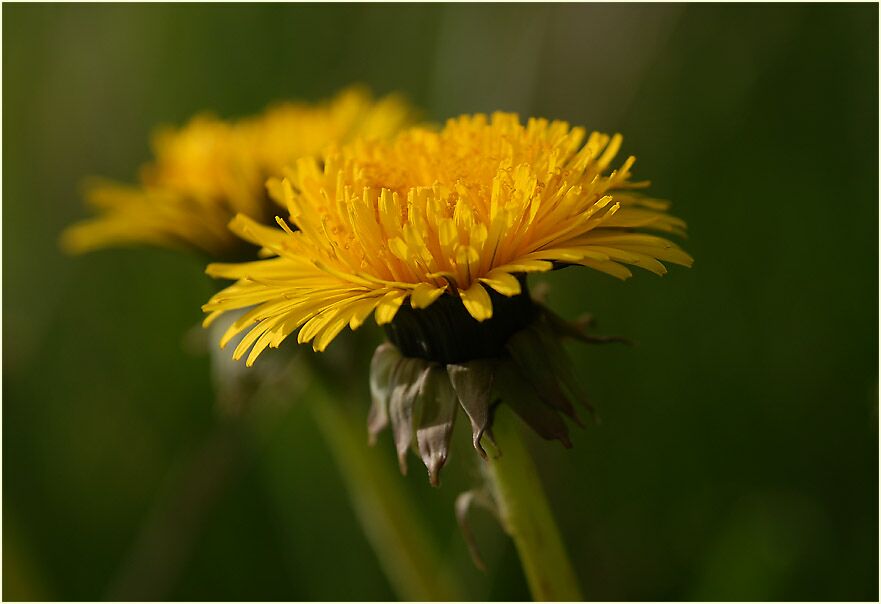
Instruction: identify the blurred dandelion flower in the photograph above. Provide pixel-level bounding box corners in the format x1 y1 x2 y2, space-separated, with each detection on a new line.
204 112 692 482
60 87 414 258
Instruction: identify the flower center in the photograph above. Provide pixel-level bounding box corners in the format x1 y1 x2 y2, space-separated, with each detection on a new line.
384 276 538 364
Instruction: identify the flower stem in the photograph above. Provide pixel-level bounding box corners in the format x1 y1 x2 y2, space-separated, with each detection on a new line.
483 407 583 601
309 379 463 602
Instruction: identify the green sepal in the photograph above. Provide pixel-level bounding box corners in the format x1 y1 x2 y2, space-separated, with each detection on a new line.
447 360 496 458
493 359 572 447
506 326 583 426
388 357 430 474
530 320 596 419
542 305 632 346
415 366 459 486
454 487 500 571
368 342 403 444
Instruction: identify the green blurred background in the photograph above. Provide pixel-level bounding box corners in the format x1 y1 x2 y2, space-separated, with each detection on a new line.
3 3 878 601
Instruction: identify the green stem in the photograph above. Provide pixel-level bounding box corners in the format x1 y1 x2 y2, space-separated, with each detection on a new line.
483 407 583 601
309 379 462 602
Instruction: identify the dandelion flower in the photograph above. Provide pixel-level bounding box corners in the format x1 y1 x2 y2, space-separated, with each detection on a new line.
204 112 692 482
61 87 414 258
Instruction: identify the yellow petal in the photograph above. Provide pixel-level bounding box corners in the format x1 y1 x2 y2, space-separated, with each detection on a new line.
411 283 446 309
389 237 410 261
478 270 521 297
577 258 633 280
375 290 408 325
493 259 554 274
313 312 353 352
348 297 381 330
460 282 493 322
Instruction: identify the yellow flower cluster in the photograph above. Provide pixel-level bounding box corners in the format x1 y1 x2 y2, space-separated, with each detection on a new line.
61 88 414 257
62 87 694 483
203 112 692 364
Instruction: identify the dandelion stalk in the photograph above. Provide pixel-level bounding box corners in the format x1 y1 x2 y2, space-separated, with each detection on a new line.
483 407 582 601
308 377 462 602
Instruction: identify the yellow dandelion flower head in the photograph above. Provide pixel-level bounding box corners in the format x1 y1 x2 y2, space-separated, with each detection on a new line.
61 87 415 258
142 114 255 203
204 112 692 365
241 86 416 178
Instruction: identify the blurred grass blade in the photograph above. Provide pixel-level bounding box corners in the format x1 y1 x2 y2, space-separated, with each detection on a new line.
309 379 463 601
